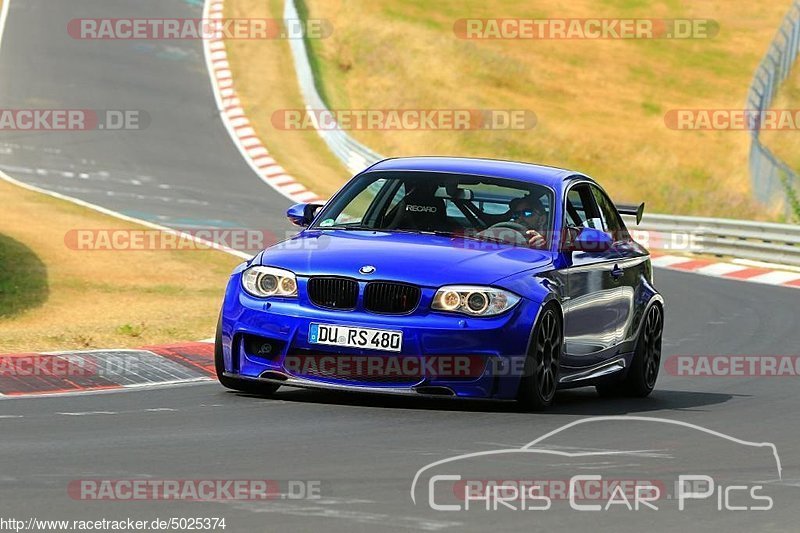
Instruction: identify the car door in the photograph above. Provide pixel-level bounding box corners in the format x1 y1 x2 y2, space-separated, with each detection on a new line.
590 185 649 353
562 183 626 366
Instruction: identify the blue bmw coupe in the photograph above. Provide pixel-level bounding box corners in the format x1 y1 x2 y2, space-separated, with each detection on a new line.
215 157 663 409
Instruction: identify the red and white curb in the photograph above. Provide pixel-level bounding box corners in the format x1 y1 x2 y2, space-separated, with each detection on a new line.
0 342 216 398
650 252 800 289
203 0 323 204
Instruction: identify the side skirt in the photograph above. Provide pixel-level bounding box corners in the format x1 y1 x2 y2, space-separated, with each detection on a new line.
557 354 633 389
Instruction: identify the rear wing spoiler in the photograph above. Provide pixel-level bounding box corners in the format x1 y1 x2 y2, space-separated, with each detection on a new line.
616 202 645 225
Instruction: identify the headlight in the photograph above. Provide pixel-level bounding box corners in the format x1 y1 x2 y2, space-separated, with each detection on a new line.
241 266 298 298
431 285 520 317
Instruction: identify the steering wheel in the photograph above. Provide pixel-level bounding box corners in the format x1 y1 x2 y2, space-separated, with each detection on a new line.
488 221 529 234
477 221 531 245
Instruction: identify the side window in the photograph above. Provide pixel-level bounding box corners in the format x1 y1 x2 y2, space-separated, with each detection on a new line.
566 188 588 227
565 184 603 229
563 183 606 248
591 186 629 242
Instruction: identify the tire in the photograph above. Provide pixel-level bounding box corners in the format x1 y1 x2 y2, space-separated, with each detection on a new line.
214 313 280 396
596 304 663 398
517 305 562 410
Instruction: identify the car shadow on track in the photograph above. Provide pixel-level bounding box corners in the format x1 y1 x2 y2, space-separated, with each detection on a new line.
226 387 736 415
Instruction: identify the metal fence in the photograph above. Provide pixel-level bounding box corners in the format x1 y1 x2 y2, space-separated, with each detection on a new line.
285 0 800 265
747 0 800 218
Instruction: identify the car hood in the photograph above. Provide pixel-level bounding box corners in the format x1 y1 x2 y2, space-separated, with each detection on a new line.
259 230 553 287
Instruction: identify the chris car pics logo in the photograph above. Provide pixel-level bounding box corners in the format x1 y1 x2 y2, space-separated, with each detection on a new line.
411 416 782 513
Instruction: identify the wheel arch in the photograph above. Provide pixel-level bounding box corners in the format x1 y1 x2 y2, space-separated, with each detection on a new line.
523 298 564 357
635 295 665 341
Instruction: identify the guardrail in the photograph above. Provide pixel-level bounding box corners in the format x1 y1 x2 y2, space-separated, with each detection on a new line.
747 0 800 219
624 214 800 266
285 0 800 266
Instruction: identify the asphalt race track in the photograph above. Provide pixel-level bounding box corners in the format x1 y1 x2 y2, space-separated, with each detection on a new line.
0 0 293 233
1 1 799 531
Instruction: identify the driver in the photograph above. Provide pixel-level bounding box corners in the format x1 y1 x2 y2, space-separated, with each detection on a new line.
510 195 548 248
479 194 548 248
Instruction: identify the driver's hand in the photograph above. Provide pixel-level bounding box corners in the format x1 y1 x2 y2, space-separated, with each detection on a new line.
526 230 546 248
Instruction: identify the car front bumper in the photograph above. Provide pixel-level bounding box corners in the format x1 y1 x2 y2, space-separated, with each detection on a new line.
219 275 540 400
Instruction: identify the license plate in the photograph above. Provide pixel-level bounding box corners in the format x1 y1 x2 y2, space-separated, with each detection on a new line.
308 323 403 352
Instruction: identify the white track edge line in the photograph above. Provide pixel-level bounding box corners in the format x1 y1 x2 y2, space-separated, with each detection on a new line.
0 171 251 260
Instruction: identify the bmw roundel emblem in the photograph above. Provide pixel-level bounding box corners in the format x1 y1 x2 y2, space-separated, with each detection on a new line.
359 265 376 275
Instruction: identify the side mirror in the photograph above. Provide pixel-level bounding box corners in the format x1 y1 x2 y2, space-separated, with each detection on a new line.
286 203 323 227
568 227 613 252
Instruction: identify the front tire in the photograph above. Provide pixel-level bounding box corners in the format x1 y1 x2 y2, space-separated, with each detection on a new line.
517 305 562 410
596 304 663 398
214 313 280 396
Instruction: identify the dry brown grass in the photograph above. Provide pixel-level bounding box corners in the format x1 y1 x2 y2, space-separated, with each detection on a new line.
227 0 792 219
0 178 240 353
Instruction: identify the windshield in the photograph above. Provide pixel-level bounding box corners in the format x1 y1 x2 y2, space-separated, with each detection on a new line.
311 171 556 248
